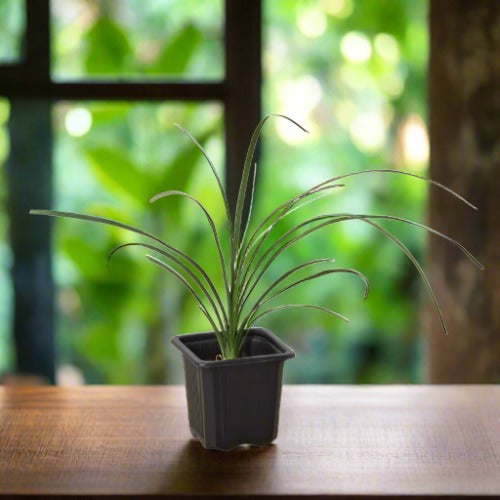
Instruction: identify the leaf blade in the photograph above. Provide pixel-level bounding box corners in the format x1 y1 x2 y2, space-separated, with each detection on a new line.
145 254 224 334
233 114 308 246
250 303 349 326
107 241 227 329
149 190 229 291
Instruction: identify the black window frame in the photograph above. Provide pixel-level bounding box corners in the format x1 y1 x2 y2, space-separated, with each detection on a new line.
0 0 262 382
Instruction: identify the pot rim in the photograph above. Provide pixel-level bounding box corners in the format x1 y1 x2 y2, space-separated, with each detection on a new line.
171 327 295 368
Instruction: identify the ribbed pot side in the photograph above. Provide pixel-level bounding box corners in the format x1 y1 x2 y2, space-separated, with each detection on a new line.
171 327 295 451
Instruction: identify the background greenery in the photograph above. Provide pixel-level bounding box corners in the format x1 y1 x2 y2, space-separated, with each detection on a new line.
0 0 429 384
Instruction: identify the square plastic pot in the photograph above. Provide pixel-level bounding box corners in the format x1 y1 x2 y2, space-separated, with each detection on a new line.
171 327 295 451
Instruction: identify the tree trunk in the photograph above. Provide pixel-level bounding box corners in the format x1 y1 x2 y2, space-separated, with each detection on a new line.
428 0 499 382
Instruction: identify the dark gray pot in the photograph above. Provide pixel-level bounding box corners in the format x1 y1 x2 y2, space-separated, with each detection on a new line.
171 327 295 451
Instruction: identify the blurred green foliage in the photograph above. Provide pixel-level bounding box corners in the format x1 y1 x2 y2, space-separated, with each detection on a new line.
257 0 428 383
0 0 24 62
0 0 429 383
0 99 13 373
53 101 223 383
51 0 223 80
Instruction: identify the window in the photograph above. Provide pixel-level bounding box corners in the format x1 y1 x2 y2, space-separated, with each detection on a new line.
0 0 430 384
0 0 261 383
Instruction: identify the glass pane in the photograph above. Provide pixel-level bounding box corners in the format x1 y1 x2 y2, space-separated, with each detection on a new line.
53 101 223 383
0 99 13 375
0 0 25 63
51 0 224 81
261 0 429 383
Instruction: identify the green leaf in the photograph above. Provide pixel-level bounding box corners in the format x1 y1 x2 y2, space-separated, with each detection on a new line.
84 17 132 75
30 209 220 318
149 190 229 291
108 241 226 328
241 265 369 329
147 24 202 75
251 304 349 327
170 125 230 223
233 114 308 247
242 211 482 337
85 147 151 205
237 183 345 290
157 128 212 192
61 236 105 281
145 254 223 336
81 324 121 363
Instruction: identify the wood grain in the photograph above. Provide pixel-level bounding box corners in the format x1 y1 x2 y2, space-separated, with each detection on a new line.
428 0 500 383
0 386 498 496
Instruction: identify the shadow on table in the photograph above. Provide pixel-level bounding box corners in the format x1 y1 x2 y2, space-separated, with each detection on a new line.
163 438 279 495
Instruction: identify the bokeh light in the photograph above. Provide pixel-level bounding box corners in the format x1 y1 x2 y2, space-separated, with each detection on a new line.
297 7 327 38
349 112 386 153
374 33 400 62
400 114 429 170
276 75 322 143
320 0 354 19
341 31 372 63
64 107 92 137
380 72 405 98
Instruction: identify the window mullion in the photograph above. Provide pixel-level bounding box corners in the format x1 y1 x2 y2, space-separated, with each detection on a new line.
224 0 262 214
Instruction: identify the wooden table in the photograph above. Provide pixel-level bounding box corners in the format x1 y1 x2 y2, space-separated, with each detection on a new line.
0 385 498 497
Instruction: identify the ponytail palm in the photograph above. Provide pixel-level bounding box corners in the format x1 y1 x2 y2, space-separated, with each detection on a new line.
30 114 483 360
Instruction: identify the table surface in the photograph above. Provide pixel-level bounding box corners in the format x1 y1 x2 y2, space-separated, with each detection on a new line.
0 385 498 497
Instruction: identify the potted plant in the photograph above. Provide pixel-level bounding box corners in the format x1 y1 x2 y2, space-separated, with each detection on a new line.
31 114 482 451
